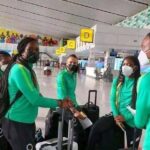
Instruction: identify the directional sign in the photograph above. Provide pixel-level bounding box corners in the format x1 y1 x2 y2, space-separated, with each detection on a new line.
80 28 94 43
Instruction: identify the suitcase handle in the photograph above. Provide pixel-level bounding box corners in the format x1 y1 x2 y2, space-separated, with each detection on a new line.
57 109 65 150
57 109 74 150
88 90 97 108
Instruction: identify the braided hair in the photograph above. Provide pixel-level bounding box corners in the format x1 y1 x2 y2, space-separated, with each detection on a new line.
117 56 141 109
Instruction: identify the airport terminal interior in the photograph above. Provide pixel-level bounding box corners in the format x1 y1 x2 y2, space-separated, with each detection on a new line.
1 0 150 150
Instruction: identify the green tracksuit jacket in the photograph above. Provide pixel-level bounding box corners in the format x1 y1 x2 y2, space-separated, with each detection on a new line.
57 69 78 106
110 77 135 127
5 64 58 123
135 73 150 150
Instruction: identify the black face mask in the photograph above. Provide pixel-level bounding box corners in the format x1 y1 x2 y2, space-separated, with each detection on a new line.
28 51 39 63
67 64 78 73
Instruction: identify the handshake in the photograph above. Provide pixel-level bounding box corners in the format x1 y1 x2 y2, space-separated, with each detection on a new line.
57 98 74 109
57 98 86 120
57 98 93 129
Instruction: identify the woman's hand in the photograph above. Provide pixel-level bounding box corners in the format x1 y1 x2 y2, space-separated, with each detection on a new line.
58 98 73 108
74 111 87 120
114 115 125 123
69 107 86 120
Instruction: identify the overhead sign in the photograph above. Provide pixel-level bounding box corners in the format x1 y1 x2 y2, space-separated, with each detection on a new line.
59 47 66 53
67 40 76 49
55 47 66 55
76 25 96 52
80 28 94 43
55 49 61 55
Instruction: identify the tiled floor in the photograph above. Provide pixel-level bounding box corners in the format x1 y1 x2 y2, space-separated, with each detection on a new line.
34 66 144 146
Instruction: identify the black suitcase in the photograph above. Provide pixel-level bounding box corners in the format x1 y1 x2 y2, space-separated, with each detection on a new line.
80 90 99 123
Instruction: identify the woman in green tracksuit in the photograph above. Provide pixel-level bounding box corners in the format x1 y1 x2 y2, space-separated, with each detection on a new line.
57 54 79 106
56 55 86 148
87 56 142 150
135 33 150 150
2 37 72 150
135 73 150 150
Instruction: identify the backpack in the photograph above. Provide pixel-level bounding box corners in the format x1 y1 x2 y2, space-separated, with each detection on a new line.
0 63 22 119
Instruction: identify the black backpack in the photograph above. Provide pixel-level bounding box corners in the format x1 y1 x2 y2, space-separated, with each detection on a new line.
0 63 22 119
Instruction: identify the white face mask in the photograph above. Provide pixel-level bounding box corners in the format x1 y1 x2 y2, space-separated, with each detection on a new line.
122 65 133 77
138 50 150 66
1 64 8 71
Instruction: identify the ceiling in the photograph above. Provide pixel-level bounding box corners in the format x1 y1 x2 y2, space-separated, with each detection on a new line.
0 0 149 39
117 6 150 28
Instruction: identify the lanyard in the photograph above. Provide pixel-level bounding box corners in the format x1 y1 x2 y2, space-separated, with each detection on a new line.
115 82 122 108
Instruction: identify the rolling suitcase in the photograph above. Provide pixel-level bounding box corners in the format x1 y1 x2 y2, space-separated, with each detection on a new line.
80 90 99 123
36 109 78 150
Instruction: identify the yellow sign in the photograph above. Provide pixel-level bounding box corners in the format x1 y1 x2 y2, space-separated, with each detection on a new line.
59 47 65 53
55 47 66 55
80 28 94 43
55 49 61 55
67 40 76 49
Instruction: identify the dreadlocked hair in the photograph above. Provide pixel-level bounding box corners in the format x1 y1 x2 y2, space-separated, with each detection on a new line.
0 37 39 118
117 56 141 109
3 37 38 92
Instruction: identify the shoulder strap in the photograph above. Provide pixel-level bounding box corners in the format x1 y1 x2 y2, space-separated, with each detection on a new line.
9 90 22 109
5 62 23 109
6 92 22 119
